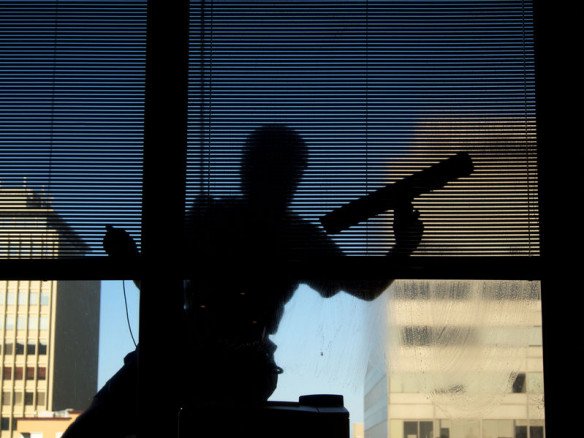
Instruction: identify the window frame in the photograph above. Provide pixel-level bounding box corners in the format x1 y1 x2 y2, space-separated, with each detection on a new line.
0 1 580 437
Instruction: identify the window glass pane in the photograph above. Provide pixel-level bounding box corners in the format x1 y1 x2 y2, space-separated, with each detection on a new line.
1 392 11 405
360 280 545 438
188 0 538 257
39 315 49 330
40 292 50 306
17 316 26 330
29 291 39 306
17 288 27 305
28 317 38 331
37 392 46 407
24 392 34 406
5 315 14 330
6 291 15 306
0 1 145 258
0 278 137 432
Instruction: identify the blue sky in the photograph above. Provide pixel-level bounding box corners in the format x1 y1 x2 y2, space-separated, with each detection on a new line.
98 280 374 424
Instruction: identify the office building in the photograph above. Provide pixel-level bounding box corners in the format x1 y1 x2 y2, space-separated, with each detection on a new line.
0 188 100 438
15 409 80 438
364 280 545 438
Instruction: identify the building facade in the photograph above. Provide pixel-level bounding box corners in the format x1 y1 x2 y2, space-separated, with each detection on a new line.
0 188 100 438
364 280 545 438
15 409 80 438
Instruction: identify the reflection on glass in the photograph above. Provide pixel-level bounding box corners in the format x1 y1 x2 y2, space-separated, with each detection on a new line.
365 281 545 438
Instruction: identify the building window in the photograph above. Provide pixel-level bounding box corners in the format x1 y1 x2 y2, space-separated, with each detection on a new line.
28 317 38 330
0 418 9 431
1 392 11 405
39 315 49 330
2 367 12 380
14 392 22 405
29 291 39 305
37 392 46 406
6 291 16 305
39 342 47 355
26 367 35 380
5 315 15 330
40 291 49 306
3 343 13 355
404 421 434 438
17 290 27 306
402 326 432 346
15 342 25 355
17 315 27 330
24 391 34 405
14 367 23 380
512 373 527 393
27 343 36 355
37 367 46 380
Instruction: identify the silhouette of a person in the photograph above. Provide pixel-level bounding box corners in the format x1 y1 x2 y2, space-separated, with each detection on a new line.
63 124 422 438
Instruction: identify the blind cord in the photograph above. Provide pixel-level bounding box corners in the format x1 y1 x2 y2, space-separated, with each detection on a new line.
122 280 138 347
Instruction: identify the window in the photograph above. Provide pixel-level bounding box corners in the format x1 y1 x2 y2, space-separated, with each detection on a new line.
14 367 23 380
37 367 46 380
27 343 36 355
403 421 433 438
38 342 47 355
5 315 14 330
28 317 38 330
26 367 35 380
17 315 27 330
40 292 50 306
6 291 15 306
39 315 49 330
0 418 9 431
0 1 580 437
17 290 27 306
37 392 46 406
15 342 24 354
24 391 34 405
3 343 13 355
29 291 39 305
13 392 22 405
1 391 11 405
512 373 527 394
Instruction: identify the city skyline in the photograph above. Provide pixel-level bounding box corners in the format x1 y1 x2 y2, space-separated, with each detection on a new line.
0 187 100 438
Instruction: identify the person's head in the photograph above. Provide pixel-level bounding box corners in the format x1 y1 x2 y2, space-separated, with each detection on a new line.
241 124 307 214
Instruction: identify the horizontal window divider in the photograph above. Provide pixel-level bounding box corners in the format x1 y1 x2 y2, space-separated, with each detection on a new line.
0 255 542 281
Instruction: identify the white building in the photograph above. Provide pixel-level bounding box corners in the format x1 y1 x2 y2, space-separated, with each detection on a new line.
364 280 545 438
0 188 100 438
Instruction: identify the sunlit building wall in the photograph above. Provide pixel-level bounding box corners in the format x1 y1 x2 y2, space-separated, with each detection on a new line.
15 409 80 438
0 188 100 438
364 280 545 438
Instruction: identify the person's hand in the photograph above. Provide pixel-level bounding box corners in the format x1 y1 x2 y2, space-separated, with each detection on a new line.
392 201 424 257
103 225 138 259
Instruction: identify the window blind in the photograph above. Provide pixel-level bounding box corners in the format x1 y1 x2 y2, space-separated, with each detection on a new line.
0 1 145 258
0 0 539 260
189 0 538 257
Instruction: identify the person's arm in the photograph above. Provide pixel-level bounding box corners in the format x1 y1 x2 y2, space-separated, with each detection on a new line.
307 202 423 301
